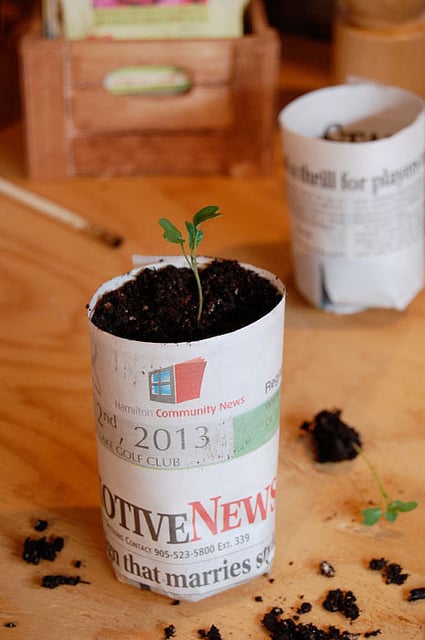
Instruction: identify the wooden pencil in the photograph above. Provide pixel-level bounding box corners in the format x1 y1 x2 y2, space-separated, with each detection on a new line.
0 177 123 248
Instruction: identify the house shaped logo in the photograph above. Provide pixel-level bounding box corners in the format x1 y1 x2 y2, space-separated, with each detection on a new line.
149 357 207 404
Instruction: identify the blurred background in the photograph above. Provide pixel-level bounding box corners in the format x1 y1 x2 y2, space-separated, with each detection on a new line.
265 0 335 39
0 0 336 130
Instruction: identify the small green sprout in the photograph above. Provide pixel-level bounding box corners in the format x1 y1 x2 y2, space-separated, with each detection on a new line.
352 442 418 526
159 205 222 322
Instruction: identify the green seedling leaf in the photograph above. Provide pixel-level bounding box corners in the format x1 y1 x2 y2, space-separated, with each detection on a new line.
159 218 184 245
384 499 418 522
196 228 204 246
159 206 222 322
185 220 196 244
193 205 221 227
384 507 398 522
185 221 204 253
353 441 418 525
362 506 383 526
390 500 418 513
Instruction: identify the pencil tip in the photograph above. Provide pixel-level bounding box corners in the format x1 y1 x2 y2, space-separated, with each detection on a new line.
96 229 123 248
110 235 124 248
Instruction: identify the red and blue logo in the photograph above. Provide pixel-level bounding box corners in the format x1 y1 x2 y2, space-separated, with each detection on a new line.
149 357 207 404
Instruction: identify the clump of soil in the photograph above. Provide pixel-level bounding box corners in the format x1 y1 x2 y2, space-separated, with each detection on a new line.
90 259 282 343
369 558 409 585
297 602 312 615
408 588 425 602
382 564 409 585
322 589 360 621
164 624 176 639
41 575 88 589
34 519 48 532
301 409 362 463
368 558 387 572
21 518 89 591
22 535 64 565
261 606 358 639
198 625 223 640
320 561 336 578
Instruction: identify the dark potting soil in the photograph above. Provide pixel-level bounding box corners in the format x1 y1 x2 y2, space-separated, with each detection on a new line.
41 575 89 589
368 558 387 572
90 259 283 343
34 518 48 532
198 625 223 640
262 606 359 640
369 558 409 586
322 589 360 621
164 624 176 639
22 535 64 565
408 588 425 602
301 409 362 463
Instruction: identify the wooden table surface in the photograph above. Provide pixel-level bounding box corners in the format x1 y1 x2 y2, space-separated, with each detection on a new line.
1 36 424 640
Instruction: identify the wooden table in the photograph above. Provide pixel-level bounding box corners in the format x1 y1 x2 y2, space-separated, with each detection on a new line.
0 37 424 640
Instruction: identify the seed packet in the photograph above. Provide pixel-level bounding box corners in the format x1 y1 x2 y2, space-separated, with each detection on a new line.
60 0 249 40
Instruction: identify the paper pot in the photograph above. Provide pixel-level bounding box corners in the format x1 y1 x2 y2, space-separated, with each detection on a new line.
279 83 425 314
87 257 285 601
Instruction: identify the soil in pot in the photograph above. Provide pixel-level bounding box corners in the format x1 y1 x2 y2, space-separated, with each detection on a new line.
90 258 283 343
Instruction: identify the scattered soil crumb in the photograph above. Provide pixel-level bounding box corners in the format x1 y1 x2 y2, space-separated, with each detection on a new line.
198 625 222 640
382 563 409 585
41 575 89 589
320 561 336 578
408 588 425 602
369 558 409 585
164 624 176 639
297 602 312 615
301 409 362 462
322 589 360 620
368 559 387 572
22 536 64 565
34 519 48 532
262 606 360 639
364 631 382 637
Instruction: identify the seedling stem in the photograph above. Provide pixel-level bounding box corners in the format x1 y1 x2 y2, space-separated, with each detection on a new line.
159 206 222 322
352 442 417 525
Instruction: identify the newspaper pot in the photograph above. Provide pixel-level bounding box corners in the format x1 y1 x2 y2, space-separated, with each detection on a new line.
279 83 425 314
87 257 285 601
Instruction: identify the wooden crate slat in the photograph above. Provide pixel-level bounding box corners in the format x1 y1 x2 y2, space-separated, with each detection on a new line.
71 85 234 132
19 0 280 178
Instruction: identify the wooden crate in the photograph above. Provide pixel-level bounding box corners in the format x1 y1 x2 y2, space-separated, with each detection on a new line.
19 0 280 179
